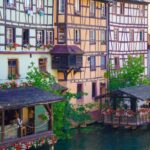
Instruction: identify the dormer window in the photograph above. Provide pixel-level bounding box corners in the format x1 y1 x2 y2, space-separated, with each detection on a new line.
25 0 32 10
7 0 15 7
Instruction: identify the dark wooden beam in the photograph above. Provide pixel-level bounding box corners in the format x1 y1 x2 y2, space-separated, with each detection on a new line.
1 110 5 142
44 104 53 130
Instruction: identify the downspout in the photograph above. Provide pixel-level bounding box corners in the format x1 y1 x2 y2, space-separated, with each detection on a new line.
106 1 110 92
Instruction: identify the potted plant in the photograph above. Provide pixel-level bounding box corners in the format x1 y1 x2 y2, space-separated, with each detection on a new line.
38 10 44 16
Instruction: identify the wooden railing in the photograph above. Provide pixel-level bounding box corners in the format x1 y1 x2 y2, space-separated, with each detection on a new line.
0 130 53 148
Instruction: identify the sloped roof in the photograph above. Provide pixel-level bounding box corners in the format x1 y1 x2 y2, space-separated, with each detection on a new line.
96 85 150 101
50 45 84 55
119 85 150 101
0 87 64 109
51 83 68 92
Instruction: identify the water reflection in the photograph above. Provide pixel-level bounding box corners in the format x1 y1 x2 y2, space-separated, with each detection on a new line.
55 124 150 150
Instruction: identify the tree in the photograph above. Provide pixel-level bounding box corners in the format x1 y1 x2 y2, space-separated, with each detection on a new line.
105 55 145 91
26 63 90 139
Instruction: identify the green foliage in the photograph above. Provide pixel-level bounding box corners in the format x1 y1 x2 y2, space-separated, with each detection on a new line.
26 62 90 139
105 55 145 91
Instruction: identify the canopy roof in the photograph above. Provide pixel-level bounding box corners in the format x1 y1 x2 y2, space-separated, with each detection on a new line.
0 87 64 109
119 85 150 101
96 85 150 101
50 45 84 55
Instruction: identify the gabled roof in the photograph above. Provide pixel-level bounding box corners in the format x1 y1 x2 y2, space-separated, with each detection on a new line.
0 87 64 109
50 45 84 55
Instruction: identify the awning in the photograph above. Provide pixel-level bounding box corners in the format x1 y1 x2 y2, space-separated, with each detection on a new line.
50 45 84 55
0 87 64 109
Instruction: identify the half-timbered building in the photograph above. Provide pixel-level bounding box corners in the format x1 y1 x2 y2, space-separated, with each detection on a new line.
0 0 54 82
52 0 108 104
108 0 149 73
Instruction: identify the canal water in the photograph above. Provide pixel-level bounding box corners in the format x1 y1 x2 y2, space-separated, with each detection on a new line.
54 123 150 150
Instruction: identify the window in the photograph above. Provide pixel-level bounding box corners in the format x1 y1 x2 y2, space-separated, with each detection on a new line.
58 27 66 43
100 83 106 95
112 3 117 14
90 30 96 44
46 31 53 44
90 0 95 16
25 0 32 10
59 0 65 14
101 30 106 44
7 0 15 7
114 29 119 41
120 3 124 15
77 84 83 100
8 59 19 79
37 30 44 45
75 0 80 14
92 82 96 98
140 30 144 41
37 0 44 10
114 57 120 70
129 30 134 41
101 55 106 69
90 56 96 71
101 4 106 18
6 27 15 44
39 58 47 72
74 29 80 43
139 5 145 16
23 29 29 46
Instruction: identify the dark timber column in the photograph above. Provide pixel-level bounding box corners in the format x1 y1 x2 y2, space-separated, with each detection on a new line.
44 104 53 130
112 98 116 110
131 98 137 112
1 109 5 142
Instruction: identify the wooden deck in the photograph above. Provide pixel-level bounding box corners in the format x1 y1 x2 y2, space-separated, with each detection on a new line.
102 113 150 128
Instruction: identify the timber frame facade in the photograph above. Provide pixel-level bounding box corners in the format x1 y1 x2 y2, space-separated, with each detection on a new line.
0 0 54 82
52 0 108 104
108 0 149 73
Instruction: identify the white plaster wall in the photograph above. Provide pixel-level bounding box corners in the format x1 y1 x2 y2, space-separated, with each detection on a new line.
0 54 56 83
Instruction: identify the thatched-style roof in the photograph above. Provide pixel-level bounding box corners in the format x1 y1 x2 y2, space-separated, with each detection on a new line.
0 87 64 109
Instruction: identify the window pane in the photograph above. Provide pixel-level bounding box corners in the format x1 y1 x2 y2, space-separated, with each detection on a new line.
59 0 65 13
90 56 96 71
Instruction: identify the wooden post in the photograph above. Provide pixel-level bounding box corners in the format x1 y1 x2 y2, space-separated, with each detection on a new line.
1 109 5 142
44 104 53 130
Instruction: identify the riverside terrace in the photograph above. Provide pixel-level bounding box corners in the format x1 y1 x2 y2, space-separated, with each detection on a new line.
95 85 150 129
0 87 64 149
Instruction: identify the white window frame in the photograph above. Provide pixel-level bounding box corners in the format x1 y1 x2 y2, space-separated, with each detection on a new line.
90 0 95 16
90 30 96 44
37 0 44 10
74 29 80 43
75 0 80 13
47 31 53 44
59 0 65 14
